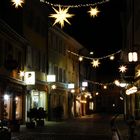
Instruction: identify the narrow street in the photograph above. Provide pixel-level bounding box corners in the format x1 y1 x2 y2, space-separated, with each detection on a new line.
12 114 113 140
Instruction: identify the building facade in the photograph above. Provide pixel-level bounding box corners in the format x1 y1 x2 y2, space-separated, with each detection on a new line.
0 0 95 127
121 0 140 119
0 19 27 131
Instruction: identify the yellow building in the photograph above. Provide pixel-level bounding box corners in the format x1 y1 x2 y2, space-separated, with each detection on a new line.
48 26 86 120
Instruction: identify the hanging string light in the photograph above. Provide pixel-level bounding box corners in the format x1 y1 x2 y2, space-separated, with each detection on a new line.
103 85 107 89
79 56 83 61
41 0 109 27
86 79 118 87
67 49 121 68
110 55 115 60
11 0 109 27
41 0 110 8
67 50 121 61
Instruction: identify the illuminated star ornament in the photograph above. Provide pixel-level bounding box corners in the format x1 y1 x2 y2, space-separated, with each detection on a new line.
136 69 140 77
49 6 74 28
88 7 100 18
11 0 24 8
91 59 100 68
119 65 127 73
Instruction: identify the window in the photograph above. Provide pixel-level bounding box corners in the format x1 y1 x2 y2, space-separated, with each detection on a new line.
34 17 40 33
62 69 66 83
59 68 62 82
5 41 13 59
41 54 46 72
0 38 3 66
26 11 34 28
54 66 58 82
26 46 32 68
17 50 22 70
58 40 62 54
32 49 40 70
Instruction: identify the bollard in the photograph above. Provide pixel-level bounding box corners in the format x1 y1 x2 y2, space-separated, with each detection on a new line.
112 128 119 140
111 115 120 140
128 122 135 140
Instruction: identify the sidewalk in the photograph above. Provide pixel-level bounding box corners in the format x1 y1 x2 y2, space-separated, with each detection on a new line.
115 114 140 140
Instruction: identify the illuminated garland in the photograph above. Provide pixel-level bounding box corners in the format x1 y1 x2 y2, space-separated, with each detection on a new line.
11 0 110 27
86 80 114 86
86 80 119 89
67 49 121 60
40 0 110 8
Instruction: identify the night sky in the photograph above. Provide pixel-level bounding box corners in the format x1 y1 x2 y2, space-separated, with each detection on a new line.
55 0 124 82
49 0 123 53
1 0 124 82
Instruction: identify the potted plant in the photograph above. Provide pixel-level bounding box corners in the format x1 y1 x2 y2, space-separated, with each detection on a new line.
36 107 47 127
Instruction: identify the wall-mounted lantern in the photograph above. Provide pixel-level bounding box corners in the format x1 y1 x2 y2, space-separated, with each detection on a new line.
126 86 137 95
128 52 138 62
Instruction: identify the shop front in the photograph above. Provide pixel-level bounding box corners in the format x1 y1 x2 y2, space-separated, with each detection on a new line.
25 84 48 122
49 87 68 121
0 78 26 131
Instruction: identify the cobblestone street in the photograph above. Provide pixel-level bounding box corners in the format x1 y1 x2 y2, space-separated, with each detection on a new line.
11 114 140 140
11 114 112 140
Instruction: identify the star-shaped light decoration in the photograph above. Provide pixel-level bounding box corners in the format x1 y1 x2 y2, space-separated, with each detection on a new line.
11 0 24 8
136 69 140 77
88 7 100 18
91 59 100 68
119 65 127 73
49 6 74 28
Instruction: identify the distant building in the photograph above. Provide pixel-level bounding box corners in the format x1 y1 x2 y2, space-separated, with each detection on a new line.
0 19 27 131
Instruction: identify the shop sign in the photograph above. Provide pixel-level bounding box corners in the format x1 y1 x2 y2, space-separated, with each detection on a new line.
24 72 35 85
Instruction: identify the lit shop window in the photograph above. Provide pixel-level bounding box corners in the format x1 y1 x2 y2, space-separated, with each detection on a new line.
89 102 94 110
